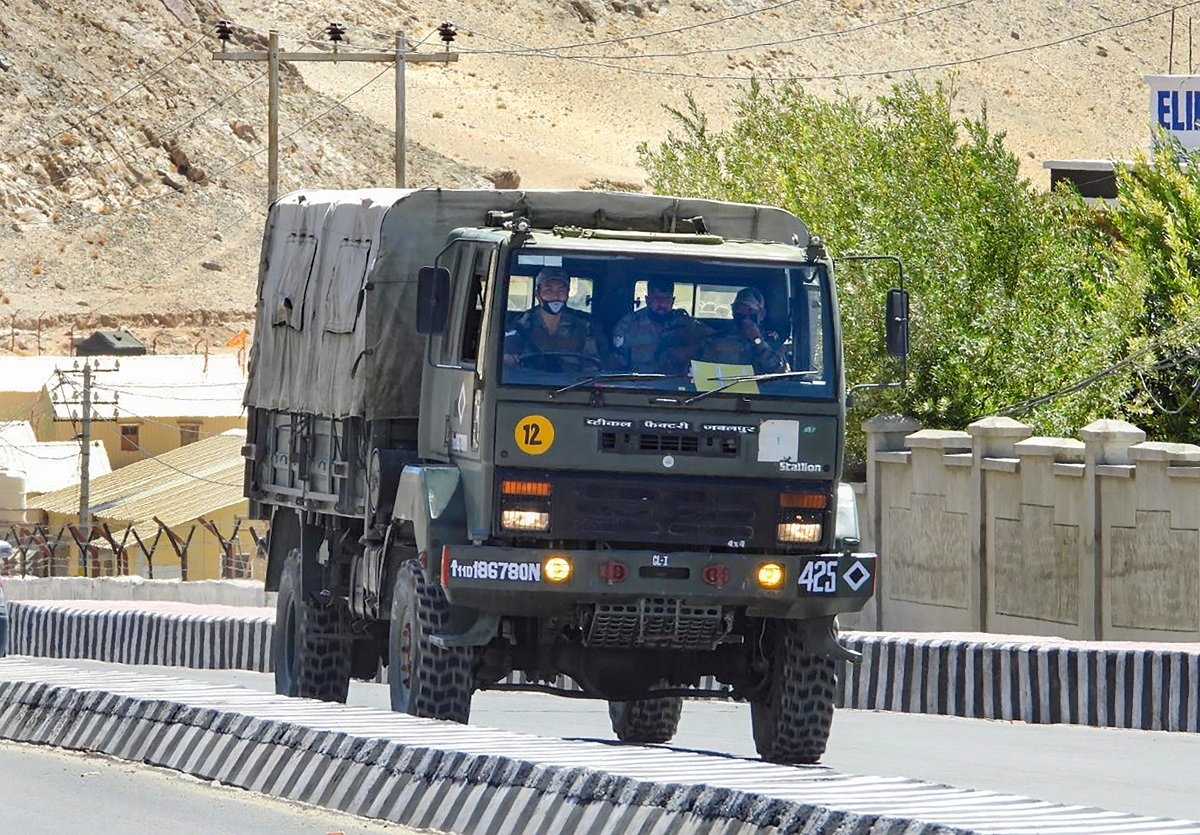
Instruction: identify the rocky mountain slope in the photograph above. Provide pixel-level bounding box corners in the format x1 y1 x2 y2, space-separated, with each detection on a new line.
0 0 1185 353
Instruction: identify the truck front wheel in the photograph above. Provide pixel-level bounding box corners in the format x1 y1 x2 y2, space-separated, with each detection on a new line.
750 619 836 764
273 549 352 702
608 695 683 744
388 559 475 722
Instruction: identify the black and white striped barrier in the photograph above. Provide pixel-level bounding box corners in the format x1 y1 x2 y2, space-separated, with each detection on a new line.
9 600 273 671
839 633 1200 733
10 601 1200 733
1 659 1197 835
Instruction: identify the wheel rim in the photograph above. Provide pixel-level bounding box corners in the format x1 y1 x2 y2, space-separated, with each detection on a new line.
279 591 300 688
389 583 419 710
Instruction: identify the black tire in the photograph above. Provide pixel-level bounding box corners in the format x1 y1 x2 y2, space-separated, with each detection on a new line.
388 558 475 722
273 549 352 702
750 620 837 764
608 696 683 744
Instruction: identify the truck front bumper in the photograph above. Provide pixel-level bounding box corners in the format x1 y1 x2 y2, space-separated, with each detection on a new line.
439 544 875 620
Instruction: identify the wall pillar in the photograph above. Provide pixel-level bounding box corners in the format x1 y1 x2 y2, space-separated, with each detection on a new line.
1080 420 1145 639
861 414 921 630
966 417 1033 631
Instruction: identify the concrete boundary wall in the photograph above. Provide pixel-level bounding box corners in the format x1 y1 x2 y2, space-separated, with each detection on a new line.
2 576 275 607
862 416 1200 642
11 601 1200 733
1 660 1197 835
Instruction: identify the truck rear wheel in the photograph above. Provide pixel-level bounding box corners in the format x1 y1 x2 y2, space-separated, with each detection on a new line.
273 549 351 702
750 620 836 764
608 696 683 744
388 559 475 722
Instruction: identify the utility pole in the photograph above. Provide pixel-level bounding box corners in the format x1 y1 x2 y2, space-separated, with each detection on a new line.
212 21 459 202
57 362 118 571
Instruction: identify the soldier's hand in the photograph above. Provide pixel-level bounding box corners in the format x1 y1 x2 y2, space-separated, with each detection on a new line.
739 317 762 342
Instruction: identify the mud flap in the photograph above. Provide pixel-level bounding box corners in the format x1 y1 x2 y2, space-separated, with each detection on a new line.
795 616 860 663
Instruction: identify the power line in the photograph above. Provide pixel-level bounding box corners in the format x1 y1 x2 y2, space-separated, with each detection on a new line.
0 432 98 463
458 1 1200 83
525 0 807 52
998 321 1200 417
7 71 267 200
56 377 245 440
465 0 977 61
2 35 209 165
10 60 392 229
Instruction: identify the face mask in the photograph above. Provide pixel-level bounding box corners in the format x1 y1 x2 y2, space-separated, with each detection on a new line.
543 300 565 315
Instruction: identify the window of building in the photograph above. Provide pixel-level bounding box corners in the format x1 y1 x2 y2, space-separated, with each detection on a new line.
179 422 202 446
120 424 140 452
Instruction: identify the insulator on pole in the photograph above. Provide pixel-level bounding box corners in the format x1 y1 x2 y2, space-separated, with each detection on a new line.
325 21 347 53
438 21 458 50
215 19 234 51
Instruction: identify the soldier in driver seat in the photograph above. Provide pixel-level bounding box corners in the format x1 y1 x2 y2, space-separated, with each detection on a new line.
503 267 597 368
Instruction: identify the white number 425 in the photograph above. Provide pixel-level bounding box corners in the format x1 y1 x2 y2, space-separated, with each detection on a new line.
798 559 838 594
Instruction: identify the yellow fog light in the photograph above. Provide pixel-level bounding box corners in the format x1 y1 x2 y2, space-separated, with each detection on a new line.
543 555 573 584
756 562 786 590
777 522 822 543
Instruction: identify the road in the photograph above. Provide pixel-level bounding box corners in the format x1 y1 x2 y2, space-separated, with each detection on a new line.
0 738 422 835
9 657 1200 824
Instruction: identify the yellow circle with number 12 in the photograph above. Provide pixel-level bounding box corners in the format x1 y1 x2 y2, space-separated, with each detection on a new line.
514 414 555 455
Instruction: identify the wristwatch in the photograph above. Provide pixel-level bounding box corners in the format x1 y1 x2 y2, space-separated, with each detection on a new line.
753 337 763 346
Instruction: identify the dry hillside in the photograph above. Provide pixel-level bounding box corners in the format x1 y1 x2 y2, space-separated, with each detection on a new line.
0 0 1186 354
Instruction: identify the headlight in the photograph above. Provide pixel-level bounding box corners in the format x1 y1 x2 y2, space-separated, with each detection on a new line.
501 509 550 532
777 522 823 543
500 478 552 532
778 490 829 544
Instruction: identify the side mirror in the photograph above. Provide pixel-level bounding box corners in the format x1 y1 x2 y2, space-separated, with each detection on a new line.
886 288 909 358
416 266 450 335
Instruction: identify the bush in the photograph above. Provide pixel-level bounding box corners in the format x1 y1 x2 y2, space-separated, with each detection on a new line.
639 80 1137 456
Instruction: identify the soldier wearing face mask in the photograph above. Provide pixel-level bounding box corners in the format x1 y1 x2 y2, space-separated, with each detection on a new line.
503 267 597 367
699 286 786 374
610 277 709 374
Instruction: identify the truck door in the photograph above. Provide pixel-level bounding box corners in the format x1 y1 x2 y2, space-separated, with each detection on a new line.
427 241 497 465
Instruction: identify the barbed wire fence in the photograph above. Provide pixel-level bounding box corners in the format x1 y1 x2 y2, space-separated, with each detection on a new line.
0 518 267 580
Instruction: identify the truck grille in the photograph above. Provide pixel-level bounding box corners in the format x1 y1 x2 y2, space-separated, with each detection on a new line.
560 475 762 546
599 431 738 457
584 598 726 649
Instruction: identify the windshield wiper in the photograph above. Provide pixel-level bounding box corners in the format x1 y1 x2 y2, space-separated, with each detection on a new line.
550 372 689 398
683 370 821 405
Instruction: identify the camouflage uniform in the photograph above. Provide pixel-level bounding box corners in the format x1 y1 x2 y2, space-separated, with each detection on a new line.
610 308 710 374
699 324 786 374
504 306 597 359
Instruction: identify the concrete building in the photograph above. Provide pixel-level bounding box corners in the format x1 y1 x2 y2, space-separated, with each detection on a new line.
0 357 69 430
0 420 111 526
33 354 247 469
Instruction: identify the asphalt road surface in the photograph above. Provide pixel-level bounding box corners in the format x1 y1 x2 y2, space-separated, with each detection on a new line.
8 657 1200 824
0 738 424 835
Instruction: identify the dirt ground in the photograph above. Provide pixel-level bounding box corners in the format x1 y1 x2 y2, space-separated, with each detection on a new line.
0 0 1188 354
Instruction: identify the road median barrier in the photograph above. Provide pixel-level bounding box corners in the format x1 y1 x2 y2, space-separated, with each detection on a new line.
1 659 1196 835
8 600 1200 733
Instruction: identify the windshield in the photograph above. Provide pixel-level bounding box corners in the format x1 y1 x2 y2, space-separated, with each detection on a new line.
498 249 835 400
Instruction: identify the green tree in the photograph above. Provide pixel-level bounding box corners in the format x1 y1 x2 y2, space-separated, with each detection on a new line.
1109 140 1200 441
639 80 1135 453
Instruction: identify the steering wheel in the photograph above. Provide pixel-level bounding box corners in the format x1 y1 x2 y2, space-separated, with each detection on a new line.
517 351 604 372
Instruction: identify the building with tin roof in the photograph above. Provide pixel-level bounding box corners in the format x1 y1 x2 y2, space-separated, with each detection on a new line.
28 429 256 579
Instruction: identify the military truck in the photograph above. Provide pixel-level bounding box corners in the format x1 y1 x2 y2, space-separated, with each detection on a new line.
244 188 907 764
